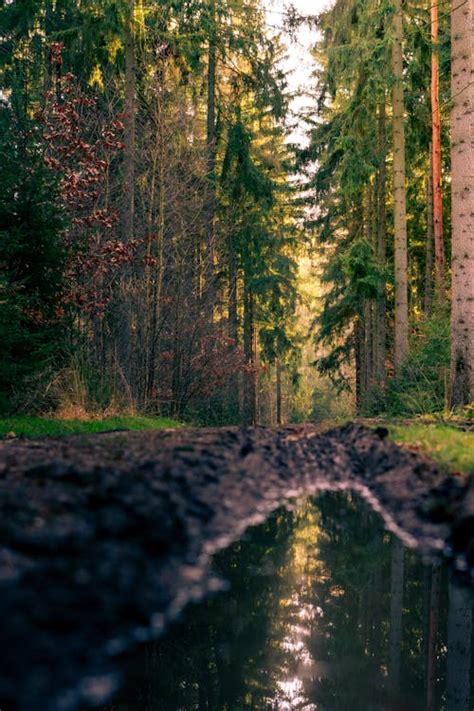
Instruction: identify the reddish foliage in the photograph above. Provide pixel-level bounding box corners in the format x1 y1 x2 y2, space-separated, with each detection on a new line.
37 44 139 315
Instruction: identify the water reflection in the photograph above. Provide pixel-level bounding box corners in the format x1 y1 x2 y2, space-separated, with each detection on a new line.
102 492 473 711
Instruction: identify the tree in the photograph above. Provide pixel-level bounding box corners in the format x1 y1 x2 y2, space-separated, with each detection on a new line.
388 537 405 695
0 107 66 411
302 0 391 404
220 113 300 425
446 576 472 710
426 562 442 711
449 0 474 408
430 0 445 298
391 0 409 370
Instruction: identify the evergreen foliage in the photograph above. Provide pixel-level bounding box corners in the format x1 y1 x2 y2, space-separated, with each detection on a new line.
0 107 66 411
299 0 457 416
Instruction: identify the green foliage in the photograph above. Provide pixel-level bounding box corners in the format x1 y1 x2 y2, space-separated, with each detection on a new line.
301 0 452 416
220 114 301 365
0 107 67 412
316 236 385 389
388 424 474 475
366 311 450 416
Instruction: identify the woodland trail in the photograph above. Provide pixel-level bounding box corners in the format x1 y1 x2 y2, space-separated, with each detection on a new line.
0 423 472 711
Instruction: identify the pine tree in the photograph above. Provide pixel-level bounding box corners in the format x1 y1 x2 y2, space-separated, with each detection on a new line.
449 0 474 407
391 0 409 370
430 0 445 298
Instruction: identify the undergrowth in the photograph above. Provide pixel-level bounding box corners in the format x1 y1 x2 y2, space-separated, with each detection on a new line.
388 423 474 476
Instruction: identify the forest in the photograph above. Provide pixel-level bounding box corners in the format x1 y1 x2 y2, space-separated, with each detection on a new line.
1 4 474 708
0 0 472 428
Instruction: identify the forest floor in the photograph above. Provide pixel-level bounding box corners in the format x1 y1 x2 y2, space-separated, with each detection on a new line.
0 422 472 710
387 422 474 475
1 413 472 475
358 418 474 476
0 414 182 438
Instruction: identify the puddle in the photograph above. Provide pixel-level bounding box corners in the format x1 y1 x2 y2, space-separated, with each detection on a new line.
100 492 473 710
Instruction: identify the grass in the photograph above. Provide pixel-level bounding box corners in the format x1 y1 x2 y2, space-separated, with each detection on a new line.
0 415 183 438
388 423 474 476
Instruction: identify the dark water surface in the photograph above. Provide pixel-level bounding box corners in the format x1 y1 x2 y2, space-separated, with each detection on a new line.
102 492 473 711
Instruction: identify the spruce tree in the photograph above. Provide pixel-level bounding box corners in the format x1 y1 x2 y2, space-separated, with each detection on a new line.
0 107 66 411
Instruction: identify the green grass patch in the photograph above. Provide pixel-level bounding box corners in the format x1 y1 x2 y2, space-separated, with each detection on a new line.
388 423 474 476
0 415 183 438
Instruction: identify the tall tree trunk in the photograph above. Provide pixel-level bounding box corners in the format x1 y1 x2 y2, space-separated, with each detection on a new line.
374 102 387 387
145 148 166 406
364 301 373 395
228 228 238 346
449 0 474 407
122 0 136 244
227 228 240 419
276 359 282 425
426 563 442 711
365 185 375 392
391 0 409 371
355 317 364 414
205 0 217 304
243 277 256 425
388 537 405 696
446 576 472 711
117 0 136 385
431 2 445 297
143 74 167 408
424 168 435 315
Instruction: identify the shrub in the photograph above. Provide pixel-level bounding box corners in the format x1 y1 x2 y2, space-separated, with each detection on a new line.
366 310 450 417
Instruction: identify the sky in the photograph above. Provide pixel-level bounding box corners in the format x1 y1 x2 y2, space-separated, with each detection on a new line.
265 0 331 144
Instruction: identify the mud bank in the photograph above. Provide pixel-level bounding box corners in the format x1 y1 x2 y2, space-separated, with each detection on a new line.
0 423 472 710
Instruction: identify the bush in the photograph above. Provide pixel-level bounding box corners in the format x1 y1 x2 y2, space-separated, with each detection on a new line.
366 310 450 417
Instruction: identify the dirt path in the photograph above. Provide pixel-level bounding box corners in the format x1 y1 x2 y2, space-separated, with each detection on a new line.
0 423 472 711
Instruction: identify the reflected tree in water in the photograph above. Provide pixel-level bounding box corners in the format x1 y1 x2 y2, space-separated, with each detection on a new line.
446 576 472 711
103 493 473 711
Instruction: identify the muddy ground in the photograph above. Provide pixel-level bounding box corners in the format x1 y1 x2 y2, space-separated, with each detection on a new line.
0 422 472 711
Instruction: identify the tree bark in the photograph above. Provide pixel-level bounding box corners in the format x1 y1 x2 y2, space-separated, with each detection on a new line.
227 227 240 419
355 317 365 414
243 278 257 425
374 103 387 388
143 72 167 408
424 169 435 315
449 0 474 407
391 0 409 371
364 300 373 394
228 230 238 347
145 138 166 406
365 185 375 392
431 2 445 297
276 359 282 425
205 0 217 304
122 0 136 245
116 0 136 386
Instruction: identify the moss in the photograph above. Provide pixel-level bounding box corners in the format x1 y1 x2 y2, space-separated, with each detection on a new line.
0 415 182 438
388 423 474 476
